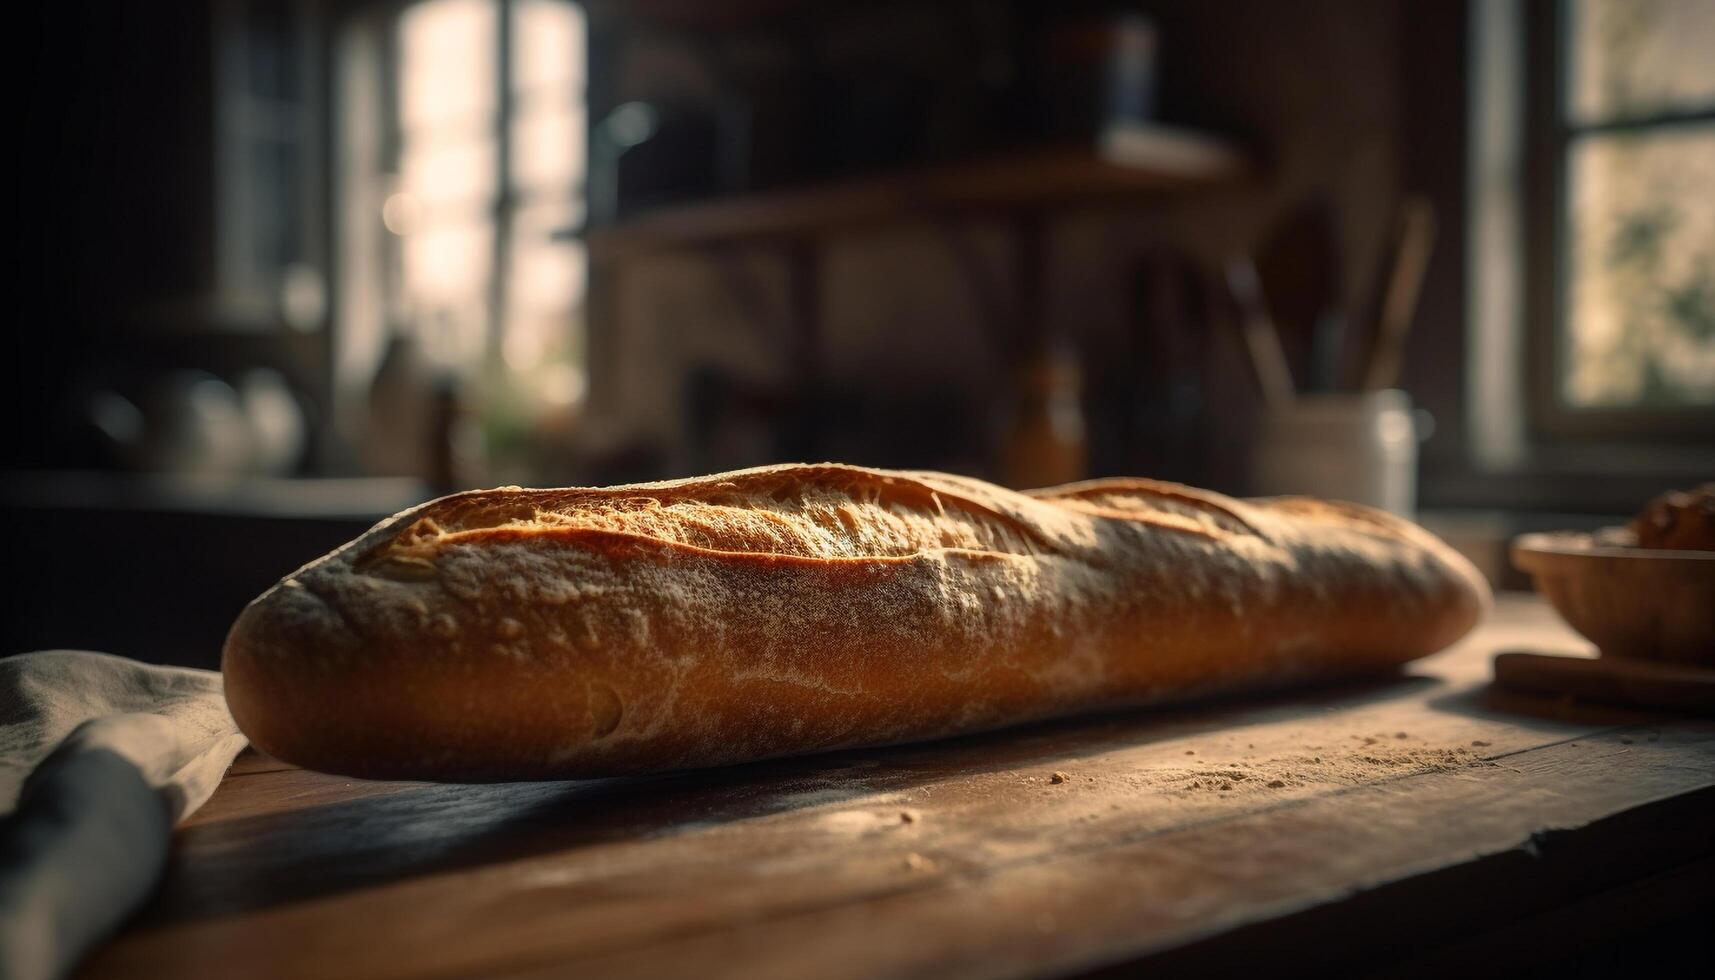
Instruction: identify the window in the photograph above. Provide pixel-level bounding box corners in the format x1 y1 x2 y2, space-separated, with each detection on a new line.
213 0 326 330
1461 0 1710 507
1538 0 1715 424
338 0 587 427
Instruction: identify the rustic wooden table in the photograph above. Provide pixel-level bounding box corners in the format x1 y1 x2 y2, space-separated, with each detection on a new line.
82 594 1713 979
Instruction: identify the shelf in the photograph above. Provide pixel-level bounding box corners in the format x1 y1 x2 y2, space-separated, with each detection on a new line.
560 124 1251 259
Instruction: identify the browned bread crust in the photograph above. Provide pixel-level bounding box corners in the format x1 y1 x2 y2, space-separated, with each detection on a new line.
1630 483 1715 552
222 464 1489 781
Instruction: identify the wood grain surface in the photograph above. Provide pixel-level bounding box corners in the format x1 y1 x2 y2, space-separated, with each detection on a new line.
80 595 1715 980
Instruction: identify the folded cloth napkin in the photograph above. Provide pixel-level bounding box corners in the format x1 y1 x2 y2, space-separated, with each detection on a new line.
0 651 247 980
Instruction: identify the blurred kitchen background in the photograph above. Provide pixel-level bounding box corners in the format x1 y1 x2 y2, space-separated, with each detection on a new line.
5 0 1712 667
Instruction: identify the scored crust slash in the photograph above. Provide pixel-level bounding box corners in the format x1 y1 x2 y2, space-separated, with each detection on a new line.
221 463 1489 782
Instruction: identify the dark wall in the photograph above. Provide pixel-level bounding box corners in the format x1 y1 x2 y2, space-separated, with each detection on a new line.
17 3 219 468
2 506 370 669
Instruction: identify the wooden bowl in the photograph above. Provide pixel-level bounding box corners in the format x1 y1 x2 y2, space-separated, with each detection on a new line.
1512 531 1715 665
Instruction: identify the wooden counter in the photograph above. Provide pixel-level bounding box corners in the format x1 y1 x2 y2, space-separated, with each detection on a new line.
82 595 1713 978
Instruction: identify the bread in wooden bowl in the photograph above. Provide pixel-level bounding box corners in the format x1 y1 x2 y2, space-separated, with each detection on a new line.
1630 483 1715 552
1512 483 1715 667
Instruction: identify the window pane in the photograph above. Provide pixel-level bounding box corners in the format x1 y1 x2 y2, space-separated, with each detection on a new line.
512 0 585 96
402 222 494 367
1567 0 1715 124
511 106 586 192
510 203 586 310
503 201 586 374
400 135 497 209
1564 124 1715 407
243 0 301 102
249 136 302 272
399 0 498 131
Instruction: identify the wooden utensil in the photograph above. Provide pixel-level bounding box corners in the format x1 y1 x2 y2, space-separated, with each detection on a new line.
1224 257 1295 408
1355 198 1436 391
1254 200 1341 391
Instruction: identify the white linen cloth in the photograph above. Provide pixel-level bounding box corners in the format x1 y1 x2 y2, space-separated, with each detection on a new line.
1 651 245 820
0 650 248 980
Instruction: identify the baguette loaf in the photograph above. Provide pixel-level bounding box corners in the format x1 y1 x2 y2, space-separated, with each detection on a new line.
222 464 1488 781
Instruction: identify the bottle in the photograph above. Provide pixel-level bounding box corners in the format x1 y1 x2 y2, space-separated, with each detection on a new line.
366 328 433 478
427 374 485 494
1002 343 1087 489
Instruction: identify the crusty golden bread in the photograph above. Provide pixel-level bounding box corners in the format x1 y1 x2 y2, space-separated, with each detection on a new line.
1629 483 1715 552
222 464 1489 781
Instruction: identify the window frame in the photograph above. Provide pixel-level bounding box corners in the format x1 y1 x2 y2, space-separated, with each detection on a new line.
333 0 588 376
1523 0 1715 443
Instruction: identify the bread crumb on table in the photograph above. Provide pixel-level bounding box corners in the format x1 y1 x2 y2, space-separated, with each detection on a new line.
899 809 918 823
1161 743 1495 798
1471 740 1491 747
1049 771 1070 784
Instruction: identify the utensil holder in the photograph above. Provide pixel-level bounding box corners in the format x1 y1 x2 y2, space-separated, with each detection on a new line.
1250 389 1421 517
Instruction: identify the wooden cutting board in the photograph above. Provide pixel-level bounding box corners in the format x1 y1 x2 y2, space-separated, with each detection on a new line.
80 595 1714 979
